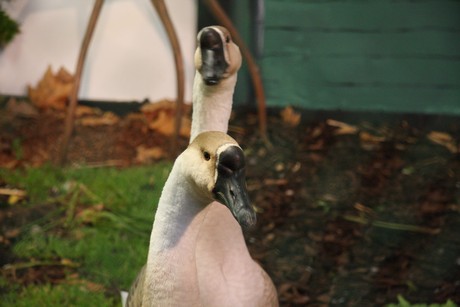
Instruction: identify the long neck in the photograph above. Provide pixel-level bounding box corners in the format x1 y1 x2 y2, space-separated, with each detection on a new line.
142 161 207 306
190 72 237 141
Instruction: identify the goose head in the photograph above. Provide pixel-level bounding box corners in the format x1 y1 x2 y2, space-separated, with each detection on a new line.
183 131 255 228
194 26 242 86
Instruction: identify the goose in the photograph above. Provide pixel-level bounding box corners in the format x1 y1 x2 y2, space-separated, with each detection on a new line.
126 131 256 306
192 26 278 306
190 26 242 140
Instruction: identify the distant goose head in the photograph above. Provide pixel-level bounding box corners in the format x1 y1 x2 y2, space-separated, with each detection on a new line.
194 26 242 86
185 131 256 228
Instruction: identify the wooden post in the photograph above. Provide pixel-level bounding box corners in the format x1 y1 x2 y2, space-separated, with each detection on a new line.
151 0 185 157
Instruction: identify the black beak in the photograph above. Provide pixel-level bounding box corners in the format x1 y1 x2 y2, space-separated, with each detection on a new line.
212 146 256 228
199 27 229 86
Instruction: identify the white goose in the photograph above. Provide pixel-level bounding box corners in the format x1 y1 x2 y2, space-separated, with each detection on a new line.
190 26 242 140
127 131 256 306
192 26 278 306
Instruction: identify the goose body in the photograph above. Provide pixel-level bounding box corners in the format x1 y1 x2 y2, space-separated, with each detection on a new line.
128 131 255 306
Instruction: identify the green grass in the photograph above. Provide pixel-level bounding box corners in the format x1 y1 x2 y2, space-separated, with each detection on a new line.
0 163 172 306
1 282 117 307
386 295 457 307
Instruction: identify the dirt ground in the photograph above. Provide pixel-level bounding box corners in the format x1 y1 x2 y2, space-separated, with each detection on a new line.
1 99 459 306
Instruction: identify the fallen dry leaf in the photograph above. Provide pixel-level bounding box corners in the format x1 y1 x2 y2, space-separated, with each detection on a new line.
5 98 38 118
141 99 190 120
0 160 19 169
0 188 27 197
141 99 191 137
427 131 458 153
148 110 191 137
135 145 166 163
75 105 101 118
5 228 21 239
0 188 27 205
359 131 386 143
359 131 387 150
293 295 310 304
60 258 78 267
78 112 119 127
278 283 293 294
141 99 175 116
28 66 75 110
280 106 301 127
316 293 331 304
75 203 105 224
326 119 358 135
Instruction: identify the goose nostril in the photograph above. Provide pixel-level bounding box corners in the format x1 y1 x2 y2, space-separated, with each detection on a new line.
204 78 218 86
230 189 236 201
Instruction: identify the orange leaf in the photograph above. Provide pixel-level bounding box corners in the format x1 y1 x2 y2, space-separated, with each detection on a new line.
280 106 301 127
326 119 358 135
135 145 166 163
427 131 458 153
28 66 74 110
79 112 119 127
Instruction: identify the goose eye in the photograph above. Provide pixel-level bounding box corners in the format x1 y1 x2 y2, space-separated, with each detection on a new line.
225 36 230 43
203 151 211 161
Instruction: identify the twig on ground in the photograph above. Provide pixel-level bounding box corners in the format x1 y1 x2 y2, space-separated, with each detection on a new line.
2 259 80 272
343 215 440 235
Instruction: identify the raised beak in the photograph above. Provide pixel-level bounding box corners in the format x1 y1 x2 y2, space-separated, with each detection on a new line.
212 146 256 228
199 28 229 86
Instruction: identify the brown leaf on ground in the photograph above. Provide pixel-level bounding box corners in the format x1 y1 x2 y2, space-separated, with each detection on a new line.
359 131 386 143
75 105 101 118
140 99 175 116
0 188 27 197
78 112 119 127
141 99 191 137
5 98 38 118
4 228 21 239
280 106 301 127
420 202 447 215
359 131 386 150
427 131 458 153
0 159 19 169
0 188 27 205
75 203 105 225
326 119 358 135
135 145 166 163
28 66 75 110
147 110 191 137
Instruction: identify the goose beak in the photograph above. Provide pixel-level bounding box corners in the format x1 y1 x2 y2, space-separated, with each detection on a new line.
199 28 229 86
212 146 256 228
